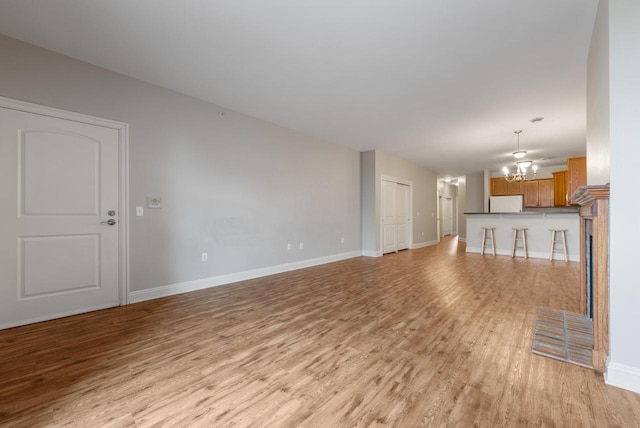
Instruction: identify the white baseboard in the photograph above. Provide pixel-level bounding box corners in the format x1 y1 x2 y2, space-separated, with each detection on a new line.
0 303 117 330
129 250 362 303
411 240 438 249
605 362 640 394
466 246 580 262
362 250 382 257
458 237 467 242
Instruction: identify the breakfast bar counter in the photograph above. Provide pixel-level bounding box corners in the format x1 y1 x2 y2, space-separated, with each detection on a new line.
465 209 580 261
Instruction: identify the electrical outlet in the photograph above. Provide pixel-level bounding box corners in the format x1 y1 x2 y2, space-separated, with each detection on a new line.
287 243 292 251
201 253 207 262
341 236 345 244
422 232 425 237
299 242 303 249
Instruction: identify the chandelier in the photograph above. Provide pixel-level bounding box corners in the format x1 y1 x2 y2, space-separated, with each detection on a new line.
502 130 537 182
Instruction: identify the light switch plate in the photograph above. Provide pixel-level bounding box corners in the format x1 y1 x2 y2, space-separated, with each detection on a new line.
147 197 162 209
136 206 144 216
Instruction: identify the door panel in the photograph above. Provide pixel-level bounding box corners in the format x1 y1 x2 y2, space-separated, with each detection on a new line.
538 179 554 207
0 107 120 328
20 234 100 298
490 178 507 196
382 180 397 254
523 181 539 207
553 171 568 207
22 131 99 215
396 184 409 250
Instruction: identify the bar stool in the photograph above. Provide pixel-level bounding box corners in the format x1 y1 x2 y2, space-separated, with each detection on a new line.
549 229 568 262
511 228 528 258
480 227 496 256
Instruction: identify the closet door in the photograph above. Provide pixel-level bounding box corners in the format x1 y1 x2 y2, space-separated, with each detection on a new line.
382 180 397 254
396 184 409 250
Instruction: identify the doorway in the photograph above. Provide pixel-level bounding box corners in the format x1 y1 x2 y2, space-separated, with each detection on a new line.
441 196 453 236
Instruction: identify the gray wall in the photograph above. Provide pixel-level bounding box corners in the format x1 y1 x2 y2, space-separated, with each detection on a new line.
456 178 467 240
461 171 485 240
605 0 640 387
360 151 376 252
465 172 485 213
0 35 361 292
587 0 611 185
361 150 438 253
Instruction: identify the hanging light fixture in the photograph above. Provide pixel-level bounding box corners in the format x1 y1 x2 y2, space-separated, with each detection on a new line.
512 130 527 158
503 130 537 182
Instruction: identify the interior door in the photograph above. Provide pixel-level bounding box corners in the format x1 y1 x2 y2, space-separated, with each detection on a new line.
382 180 397 254
396 183 409 250
436 191 441 242
0 107 121 329
442 197 453 236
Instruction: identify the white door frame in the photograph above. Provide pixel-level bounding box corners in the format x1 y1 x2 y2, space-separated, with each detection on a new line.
380 175 413 254
0 96 130 305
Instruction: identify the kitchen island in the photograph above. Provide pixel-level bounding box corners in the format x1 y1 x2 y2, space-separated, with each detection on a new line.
465 209 580 261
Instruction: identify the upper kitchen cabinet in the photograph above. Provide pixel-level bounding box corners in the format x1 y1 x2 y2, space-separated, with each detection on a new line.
491 178 523 196
491 177 508 196
567 157 587 204
523 179 554 208
507 180 523 196
553 170 569 206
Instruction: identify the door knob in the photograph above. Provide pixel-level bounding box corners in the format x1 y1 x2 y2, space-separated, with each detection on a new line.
101 219 117 226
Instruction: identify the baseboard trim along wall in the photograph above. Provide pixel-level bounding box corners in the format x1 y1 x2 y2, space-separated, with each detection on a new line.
129 250 362 303
605 362 640 394
362 250 382 257
466 247 580 262
411 240 439 249
0 303 117 331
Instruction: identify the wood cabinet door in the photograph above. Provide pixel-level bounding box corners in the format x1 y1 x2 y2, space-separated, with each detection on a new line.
507 180 523 195
491 178 507 196
568 157 587 203
538 179 555 207
523 181 539 207
553 171 568 206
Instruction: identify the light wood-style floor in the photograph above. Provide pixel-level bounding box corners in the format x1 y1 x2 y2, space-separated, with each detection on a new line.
2 237 640 427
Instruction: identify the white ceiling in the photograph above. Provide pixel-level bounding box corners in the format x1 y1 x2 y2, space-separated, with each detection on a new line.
0 0 598 177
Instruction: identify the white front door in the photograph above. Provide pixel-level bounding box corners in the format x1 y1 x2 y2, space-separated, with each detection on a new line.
382 180 397 254
0 106 121 329
396 183 409 250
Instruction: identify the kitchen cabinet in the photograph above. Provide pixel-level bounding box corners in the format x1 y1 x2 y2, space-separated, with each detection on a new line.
553 170 568 206
523 181 538 207
567 156 587 204
491 178 523 196
507 180 523 196
538 179 554 207
491 178 508 196
523 179 554 207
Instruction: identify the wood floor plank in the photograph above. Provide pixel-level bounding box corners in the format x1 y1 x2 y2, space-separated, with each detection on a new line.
1 236 639 427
